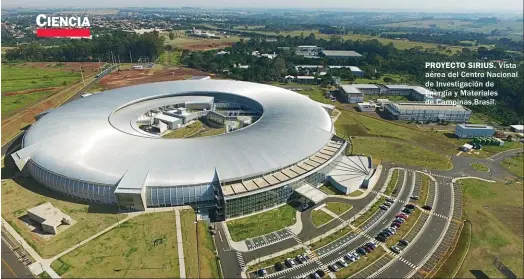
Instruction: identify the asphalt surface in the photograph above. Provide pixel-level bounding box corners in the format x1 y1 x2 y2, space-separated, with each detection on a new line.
376 176 453 278
263 170 416 279
1 241 34 278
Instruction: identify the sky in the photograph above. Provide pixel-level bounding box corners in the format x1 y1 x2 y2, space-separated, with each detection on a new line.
2 0 523 13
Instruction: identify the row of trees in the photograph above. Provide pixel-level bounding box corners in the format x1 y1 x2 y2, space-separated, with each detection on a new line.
3 30 166 62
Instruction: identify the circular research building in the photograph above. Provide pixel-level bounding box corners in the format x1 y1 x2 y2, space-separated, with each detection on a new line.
12 80 350 221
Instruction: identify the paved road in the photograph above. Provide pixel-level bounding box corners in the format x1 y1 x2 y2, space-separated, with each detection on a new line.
1 241 34 278
265 170 415 279
377 176 453 278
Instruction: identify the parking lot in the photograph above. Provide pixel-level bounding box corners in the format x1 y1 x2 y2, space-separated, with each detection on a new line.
418 220 462 276
403 212 430 242
452 183 463 220
426 177 436 207
350 253 394 278
245 229 293 250
316 232 358 256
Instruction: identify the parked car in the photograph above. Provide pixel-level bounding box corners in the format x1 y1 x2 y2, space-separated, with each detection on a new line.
410 196 419 200
384 201 392 207
275 262 285 271
357 247 367 255
338 259 348 267
310 272 321 279
390 245 401 254
345 253 356 262
363 246 372 253
351 252 360 260
422 205 433 210
395 218 406 223
376 235 386 242
302 253 310 262
317 270 326 277
405 204 416 209
366 242 377 249
380 205 388 210
385 197 394 203
296 255 305 264
391 222 402 228
399 239 410 246
285 258 296 267
396 213 409 219
329 264 339 272
258 269 268 276
402 208 413 214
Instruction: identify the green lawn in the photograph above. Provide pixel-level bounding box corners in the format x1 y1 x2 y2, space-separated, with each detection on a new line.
310 226 353 250
1 178 123 258
348 190 364 197
247 248 306 272
434 222 472 278
500 153 524 178
51 212 180 278
418 175 430 205
2 65 81 93
227 204 297 241
180 209 220 279
470 162 490 172
311 209 335 227
2 90 57 116
326 202 353 216
156 50 182 66
363 94 410 102
385 169 399 195
162 121 203 139
352 137 452 170
319 183 345 195
335 247 387 278
454 179 523 278
352 197 386 228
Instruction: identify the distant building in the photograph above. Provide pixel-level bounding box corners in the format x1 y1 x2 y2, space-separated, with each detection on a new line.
328 66 365 77
284 75 316 84
357 102 375 112
27 202 72 234
296 45 321 57
189 76 211 80
455 124 496 138
384 102 471 122
510 125 524 133
352 84 380 95
321 50 362 58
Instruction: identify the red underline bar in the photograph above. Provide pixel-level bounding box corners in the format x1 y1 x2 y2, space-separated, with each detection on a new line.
37 28 91 38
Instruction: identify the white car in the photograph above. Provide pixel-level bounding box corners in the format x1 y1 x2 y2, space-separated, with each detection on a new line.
338 259 348 267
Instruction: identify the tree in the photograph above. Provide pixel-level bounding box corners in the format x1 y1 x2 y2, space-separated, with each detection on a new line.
169 31 175 40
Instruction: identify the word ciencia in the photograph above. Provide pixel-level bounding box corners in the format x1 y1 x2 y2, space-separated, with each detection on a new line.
425 61 516 69
36 14 91 27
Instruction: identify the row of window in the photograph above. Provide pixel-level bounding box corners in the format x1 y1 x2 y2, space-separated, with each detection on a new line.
146 184 215 207
27 161 117 204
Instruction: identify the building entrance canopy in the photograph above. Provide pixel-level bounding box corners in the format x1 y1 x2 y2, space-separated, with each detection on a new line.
295 184 328 204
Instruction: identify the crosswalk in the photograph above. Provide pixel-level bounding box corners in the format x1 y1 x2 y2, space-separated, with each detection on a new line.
431 212 451 220
236 251 245 269
431 174 453 179
384 250 417 269
372 191 410 204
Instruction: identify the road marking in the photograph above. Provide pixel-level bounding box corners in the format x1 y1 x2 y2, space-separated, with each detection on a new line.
2 258 18 278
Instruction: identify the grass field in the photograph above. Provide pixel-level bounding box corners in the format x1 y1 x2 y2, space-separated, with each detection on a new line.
470 162 490 172
247 248 306 272
161 32 241 50
227 204 296 241
319 183 345 195
180 209 220 279
310 226 353 250
334 247 387 278
348 190 364 197
156 50 182 66
243 29 466 53
418 175 430 205
454 179 523 278
2 90 58 116
352 197 386 228
434 222 471 278
500 153 524 178
163 121 203 138
311 209 335 227
363 94 410 102
353 73 414 85
385 170 399 196
51 212 180 278
352 137 452 170
1 177 123 258
2 65 81 93
326 202 353 216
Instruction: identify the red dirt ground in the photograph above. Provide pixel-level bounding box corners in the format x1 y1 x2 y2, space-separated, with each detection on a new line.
99 67 212 90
